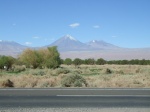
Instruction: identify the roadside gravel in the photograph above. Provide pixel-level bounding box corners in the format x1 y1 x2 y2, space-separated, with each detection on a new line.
0 108 150 112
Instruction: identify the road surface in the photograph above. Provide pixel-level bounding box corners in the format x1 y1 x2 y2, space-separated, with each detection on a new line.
0 88 150 111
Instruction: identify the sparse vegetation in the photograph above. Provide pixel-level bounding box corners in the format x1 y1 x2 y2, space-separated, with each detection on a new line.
56 68 70 75
0 48 150 88
0 64 150 88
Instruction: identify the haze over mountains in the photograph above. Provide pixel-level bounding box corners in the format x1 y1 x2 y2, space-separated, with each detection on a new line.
0 35 150 60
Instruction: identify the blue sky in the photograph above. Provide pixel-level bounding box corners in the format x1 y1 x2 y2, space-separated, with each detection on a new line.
0 0 150 48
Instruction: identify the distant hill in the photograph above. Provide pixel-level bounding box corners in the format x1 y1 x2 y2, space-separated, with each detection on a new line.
0 40 27 57
86 40 119 49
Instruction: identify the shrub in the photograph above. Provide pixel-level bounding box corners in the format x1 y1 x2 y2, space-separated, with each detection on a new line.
64 58 72 65
135 68 140 73
84 58 95 65
13 65 26 73
61 74 87 87
45 46 61 69
56 68 70 75
96 58 106 65
19 46 61 69
19 49 42 69
0 79 14 87
105 68 112 74
73 58 83 67
0 56 15 70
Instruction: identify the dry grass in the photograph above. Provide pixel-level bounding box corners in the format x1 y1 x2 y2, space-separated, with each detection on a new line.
0 64 150 88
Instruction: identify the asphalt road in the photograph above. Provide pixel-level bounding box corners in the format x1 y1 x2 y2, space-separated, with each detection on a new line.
0 88 150 108
0 88 150 96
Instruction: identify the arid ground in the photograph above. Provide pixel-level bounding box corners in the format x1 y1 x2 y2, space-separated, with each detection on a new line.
0 65 150 88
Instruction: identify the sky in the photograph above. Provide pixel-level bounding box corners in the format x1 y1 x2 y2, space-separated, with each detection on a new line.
0 0 150 48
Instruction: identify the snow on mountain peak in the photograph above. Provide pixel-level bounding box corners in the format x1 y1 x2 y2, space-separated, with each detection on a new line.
92 40 96 43
64 34 77 41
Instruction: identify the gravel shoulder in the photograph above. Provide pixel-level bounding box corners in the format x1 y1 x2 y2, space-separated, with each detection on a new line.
0 108 150 112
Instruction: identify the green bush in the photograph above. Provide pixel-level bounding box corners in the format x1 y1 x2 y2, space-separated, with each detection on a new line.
84 58 95 65
19 46 61 69
56 68 70 75
64 58 72 65
73 58 83 67
61 74 87 87
96 58 106 65
0 56 15 70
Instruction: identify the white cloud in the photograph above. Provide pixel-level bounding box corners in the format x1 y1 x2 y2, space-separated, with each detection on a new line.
25 42 32 45
69 23 80 28
112 36 117 38
93 25 100 28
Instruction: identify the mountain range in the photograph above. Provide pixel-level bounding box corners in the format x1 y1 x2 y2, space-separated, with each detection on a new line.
47 35 120 51
0 35 150 60
47 35 90 51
